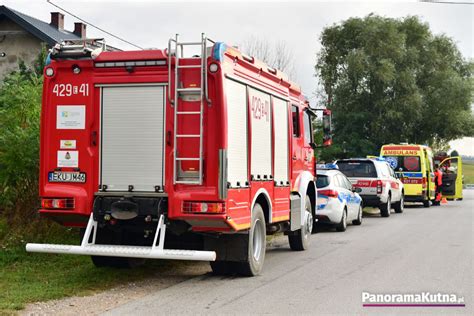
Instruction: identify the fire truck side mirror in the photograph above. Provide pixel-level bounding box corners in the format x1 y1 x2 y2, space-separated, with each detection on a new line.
322 109 332 147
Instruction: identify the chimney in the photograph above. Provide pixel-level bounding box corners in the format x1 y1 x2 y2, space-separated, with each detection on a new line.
50 12 64 30
73 22 87 38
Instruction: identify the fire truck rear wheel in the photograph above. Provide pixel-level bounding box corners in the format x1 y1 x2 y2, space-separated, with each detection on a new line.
91 255 145 269
88 227 146 269
210 261 234 275
234 203 267 276
288 196 312 251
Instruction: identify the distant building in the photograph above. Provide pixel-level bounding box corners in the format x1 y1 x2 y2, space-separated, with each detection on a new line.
0 6 88 79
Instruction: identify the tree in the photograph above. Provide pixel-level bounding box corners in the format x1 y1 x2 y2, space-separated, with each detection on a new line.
240 36 297 80
316 15 474 159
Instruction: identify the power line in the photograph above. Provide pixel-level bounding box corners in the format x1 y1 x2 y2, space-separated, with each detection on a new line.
46 0 143 49
419 0 474 4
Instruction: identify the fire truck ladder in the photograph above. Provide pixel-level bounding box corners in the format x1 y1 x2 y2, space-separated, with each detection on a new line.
168 34 214 185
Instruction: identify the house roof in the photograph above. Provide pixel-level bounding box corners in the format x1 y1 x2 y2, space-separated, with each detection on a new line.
0 5 80 46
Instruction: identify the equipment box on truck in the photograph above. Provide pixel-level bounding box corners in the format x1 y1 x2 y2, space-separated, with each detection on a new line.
26 35 332 276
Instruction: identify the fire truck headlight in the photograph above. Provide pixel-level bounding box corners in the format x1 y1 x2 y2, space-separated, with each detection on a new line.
45 67 54 77
209 63 219 73
72 65 81 74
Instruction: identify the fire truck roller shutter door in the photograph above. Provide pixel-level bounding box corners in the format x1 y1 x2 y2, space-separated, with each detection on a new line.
225 79 249 187
273 97 289 185
249 87 272 179
100 85 165 192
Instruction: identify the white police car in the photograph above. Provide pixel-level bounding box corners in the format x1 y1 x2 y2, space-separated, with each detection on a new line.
316 165 363 232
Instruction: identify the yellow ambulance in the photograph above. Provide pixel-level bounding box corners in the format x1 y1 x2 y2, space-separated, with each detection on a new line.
380 144 435 207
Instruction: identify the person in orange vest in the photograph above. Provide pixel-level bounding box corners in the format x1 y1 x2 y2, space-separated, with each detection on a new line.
433 164 443 206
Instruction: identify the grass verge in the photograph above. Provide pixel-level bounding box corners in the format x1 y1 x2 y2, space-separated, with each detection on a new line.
0 218 181 314
463 162 474 185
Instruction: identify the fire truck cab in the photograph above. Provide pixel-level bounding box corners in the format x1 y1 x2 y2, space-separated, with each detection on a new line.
26 35 332 276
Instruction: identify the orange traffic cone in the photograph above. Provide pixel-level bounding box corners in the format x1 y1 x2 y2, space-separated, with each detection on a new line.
441 197 448 204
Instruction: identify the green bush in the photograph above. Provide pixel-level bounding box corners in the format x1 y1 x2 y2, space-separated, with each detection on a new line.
0 67 43 223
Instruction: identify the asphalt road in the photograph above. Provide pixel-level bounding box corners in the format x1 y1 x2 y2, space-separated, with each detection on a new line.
105 191 473 315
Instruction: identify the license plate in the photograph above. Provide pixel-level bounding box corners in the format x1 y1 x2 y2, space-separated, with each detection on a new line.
48 171 86 183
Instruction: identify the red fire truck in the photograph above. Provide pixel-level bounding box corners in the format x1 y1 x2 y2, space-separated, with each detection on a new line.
26 35 332 276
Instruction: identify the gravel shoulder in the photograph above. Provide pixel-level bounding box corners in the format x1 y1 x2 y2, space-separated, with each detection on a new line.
21 261 210 315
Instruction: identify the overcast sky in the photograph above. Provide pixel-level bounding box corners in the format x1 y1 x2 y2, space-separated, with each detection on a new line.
2 0 474 154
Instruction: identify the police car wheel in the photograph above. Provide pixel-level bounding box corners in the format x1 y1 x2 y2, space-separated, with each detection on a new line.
336 208 347 232
423 199 431 208
352 205 362 225
311 222 318 234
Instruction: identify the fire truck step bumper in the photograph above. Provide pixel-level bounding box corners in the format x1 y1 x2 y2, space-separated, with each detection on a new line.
26 213 216 261
25 243 216 261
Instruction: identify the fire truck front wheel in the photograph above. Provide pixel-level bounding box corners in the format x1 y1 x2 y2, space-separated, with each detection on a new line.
288 196 313 251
